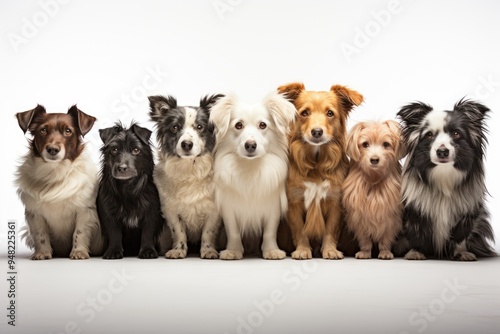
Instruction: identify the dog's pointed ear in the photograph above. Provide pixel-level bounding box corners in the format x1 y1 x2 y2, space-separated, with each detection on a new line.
277 82 305 104
264 93 296 135
148 95 177 121
16 104 46 134
99 124 123 145
209 94 236 139
330 85 363 113
346 122 364 161
454 98 490 148
384 120 407 160
397 102 433 147
200 94 225 112
67 105 96 137
131 123 152 145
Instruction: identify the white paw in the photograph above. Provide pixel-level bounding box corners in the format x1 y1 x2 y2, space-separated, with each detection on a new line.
355 251 372 259
404 249 427 260
31 251 52 260
165 248 187 259
70 249 90 260
291 248 312 260
219 249 243 260
454 251 477 261
263 249 286 260
378 250 394 260
201 248 219 259
323 248 344 260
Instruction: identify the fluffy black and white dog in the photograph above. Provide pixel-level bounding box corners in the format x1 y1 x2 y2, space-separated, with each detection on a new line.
397 99 495 261
149 94 223 259
97 122 164 259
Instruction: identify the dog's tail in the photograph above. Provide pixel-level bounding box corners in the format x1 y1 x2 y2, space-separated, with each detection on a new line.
304 202 326 240
20 224 34 249
467 214 496 257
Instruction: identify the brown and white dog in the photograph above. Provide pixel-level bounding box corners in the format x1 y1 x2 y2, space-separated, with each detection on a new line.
342 120 405 259
16 105 104 259
278 83 363 259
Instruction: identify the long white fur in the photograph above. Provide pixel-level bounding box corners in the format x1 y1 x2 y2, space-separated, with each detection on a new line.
210 93 295 260
16 148 104 259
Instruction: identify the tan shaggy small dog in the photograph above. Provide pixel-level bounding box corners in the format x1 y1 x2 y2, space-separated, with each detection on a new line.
278 82 363 259
342 120 405 259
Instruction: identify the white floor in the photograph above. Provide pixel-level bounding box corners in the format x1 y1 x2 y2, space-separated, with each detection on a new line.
1 250 499 334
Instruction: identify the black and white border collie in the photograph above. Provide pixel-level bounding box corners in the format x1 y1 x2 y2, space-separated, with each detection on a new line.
149 94 224 259
397 99 495 260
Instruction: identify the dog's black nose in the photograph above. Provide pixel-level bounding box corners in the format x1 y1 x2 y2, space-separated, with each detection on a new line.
436 148 449 159
117 165 128 173
181 140 193 152
245 140 257 153
311 128 323 139
46 146 60 156
370 158 379 165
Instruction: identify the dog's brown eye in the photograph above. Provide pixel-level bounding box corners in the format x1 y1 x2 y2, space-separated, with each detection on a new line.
40 127 47 135
259 122 267 130
64 127 72 136
452 131 461 139
111 148 118 155
235 122 243 130
132 148 140 155
300 110 309 117
362 142 369 148
197 124 203 132
171 125 179 134
326 110 334 117
425 131 433 139
383 142 390 148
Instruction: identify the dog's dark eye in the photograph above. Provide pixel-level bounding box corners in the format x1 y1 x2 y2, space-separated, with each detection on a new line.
326 110 334 117
425 131 434 139
235 122 243 130
383 142 390 148
362 142 369 148
259 122 267 130
40 127 47 135
197 124 204 132
452 131 461 139
111 148 118 155
132 148 140 155
300 110 309 117
171 125 179 134
64 127 72 136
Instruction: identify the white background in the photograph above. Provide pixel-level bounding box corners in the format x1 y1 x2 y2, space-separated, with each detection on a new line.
1 1 499 334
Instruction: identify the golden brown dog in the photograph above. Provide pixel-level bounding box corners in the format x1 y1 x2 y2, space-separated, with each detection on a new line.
342 120 405 259
278 82 363 259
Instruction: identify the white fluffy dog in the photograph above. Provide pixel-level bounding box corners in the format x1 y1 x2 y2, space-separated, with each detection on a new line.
209 93 296 260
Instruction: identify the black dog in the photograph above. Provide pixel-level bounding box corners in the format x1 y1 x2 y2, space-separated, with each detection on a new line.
97 122 164 259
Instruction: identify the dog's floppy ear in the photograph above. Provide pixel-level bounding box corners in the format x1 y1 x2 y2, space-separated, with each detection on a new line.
330 85 364 113
346 122 365 161
277 82 305 103
99 123 124 145
148 95 177 121
67 105 96 137
16 104 46 134
397 102 433 147
383 120 407 160
209 94 236 139
200 94 225 112
264 93 296 135
131 123 152 146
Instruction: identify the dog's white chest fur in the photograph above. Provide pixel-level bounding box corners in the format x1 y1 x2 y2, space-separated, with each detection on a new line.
303 180 330 210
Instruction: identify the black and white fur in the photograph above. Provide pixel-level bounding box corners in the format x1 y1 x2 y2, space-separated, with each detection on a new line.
149 94 223 259
397 99 495 260
97 123 164 259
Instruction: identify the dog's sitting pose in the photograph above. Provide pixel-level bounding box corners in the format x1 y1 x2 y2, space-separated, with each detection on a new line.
16 105 104 259
397 99 495 260
97 123 163 259
149 94 223 259
209 93 296 260
278 82 363 259
342 120 405 259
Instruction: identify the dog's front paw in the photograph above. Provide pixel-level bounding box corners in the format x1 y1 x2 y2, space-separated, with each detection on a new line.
103 249 124 260
378 250 394 260
165 248 187 259
219 249 243 260
291 248 312 260
31 251 52 260
454 251 477 261
323 248 344 260
355 251 371 259
201 248 219 259
263 249 286 260
70 250 90 260
139 248 158 259
404 249 426 260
